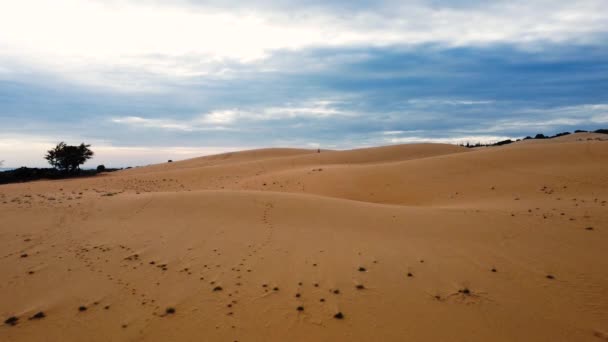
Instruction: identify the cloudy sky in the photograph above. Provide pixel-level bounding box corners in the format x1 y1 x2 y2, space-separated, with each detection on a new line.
1 0 607 167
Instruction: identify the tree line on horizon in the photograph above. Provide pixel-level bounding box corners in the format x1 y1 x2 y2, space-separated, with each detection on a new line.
459 128 608 148
0 142 119 185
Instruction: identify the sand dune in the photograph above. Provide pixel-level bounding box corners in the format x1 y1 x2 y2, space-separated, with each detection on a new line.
1 133 607 341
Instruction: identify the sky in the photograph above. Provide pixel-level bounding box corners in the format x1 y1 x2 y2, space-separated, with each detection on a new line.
1 0 607 168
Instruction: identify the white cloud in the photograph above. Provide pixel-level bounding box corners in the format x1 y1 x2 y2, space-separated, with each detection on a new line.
260 100 350 119
591 114 608 124
407 99 496 106
0 134 78 167
522 103 608 116
197 110 242 125
111 101 350 130
111 115 239 131
1 0 606 90
387 135 517 145
483 103 608 132
111 116 197 131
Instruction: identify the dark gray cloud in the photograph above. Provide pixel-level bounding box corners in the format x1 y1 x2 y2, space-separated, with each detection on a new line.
3 43 607 151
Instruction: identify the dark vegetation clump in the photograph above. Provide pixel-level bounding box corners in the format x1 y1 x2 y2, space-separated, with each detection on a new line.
493 139 515 146
44 142 93 173
458 288 471 295
334 312 344 319
78 306 87 312
0 166 122 185
4 316 18 326
165 307 176 315
358 266 366 272
29 312 45 320
553 132 570 138
461 139 515 148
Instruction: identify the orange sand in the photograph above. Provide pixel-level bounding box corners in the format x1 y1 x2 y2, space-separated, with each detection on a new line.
1 132 607 341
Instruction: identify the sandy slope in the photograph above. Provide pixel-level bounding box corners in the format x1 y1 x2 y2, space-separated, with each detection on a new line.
1 133 607 341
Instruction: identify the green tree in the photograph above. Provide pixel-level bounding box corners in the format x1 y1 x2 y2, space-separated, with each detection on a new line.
45 142 94 173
